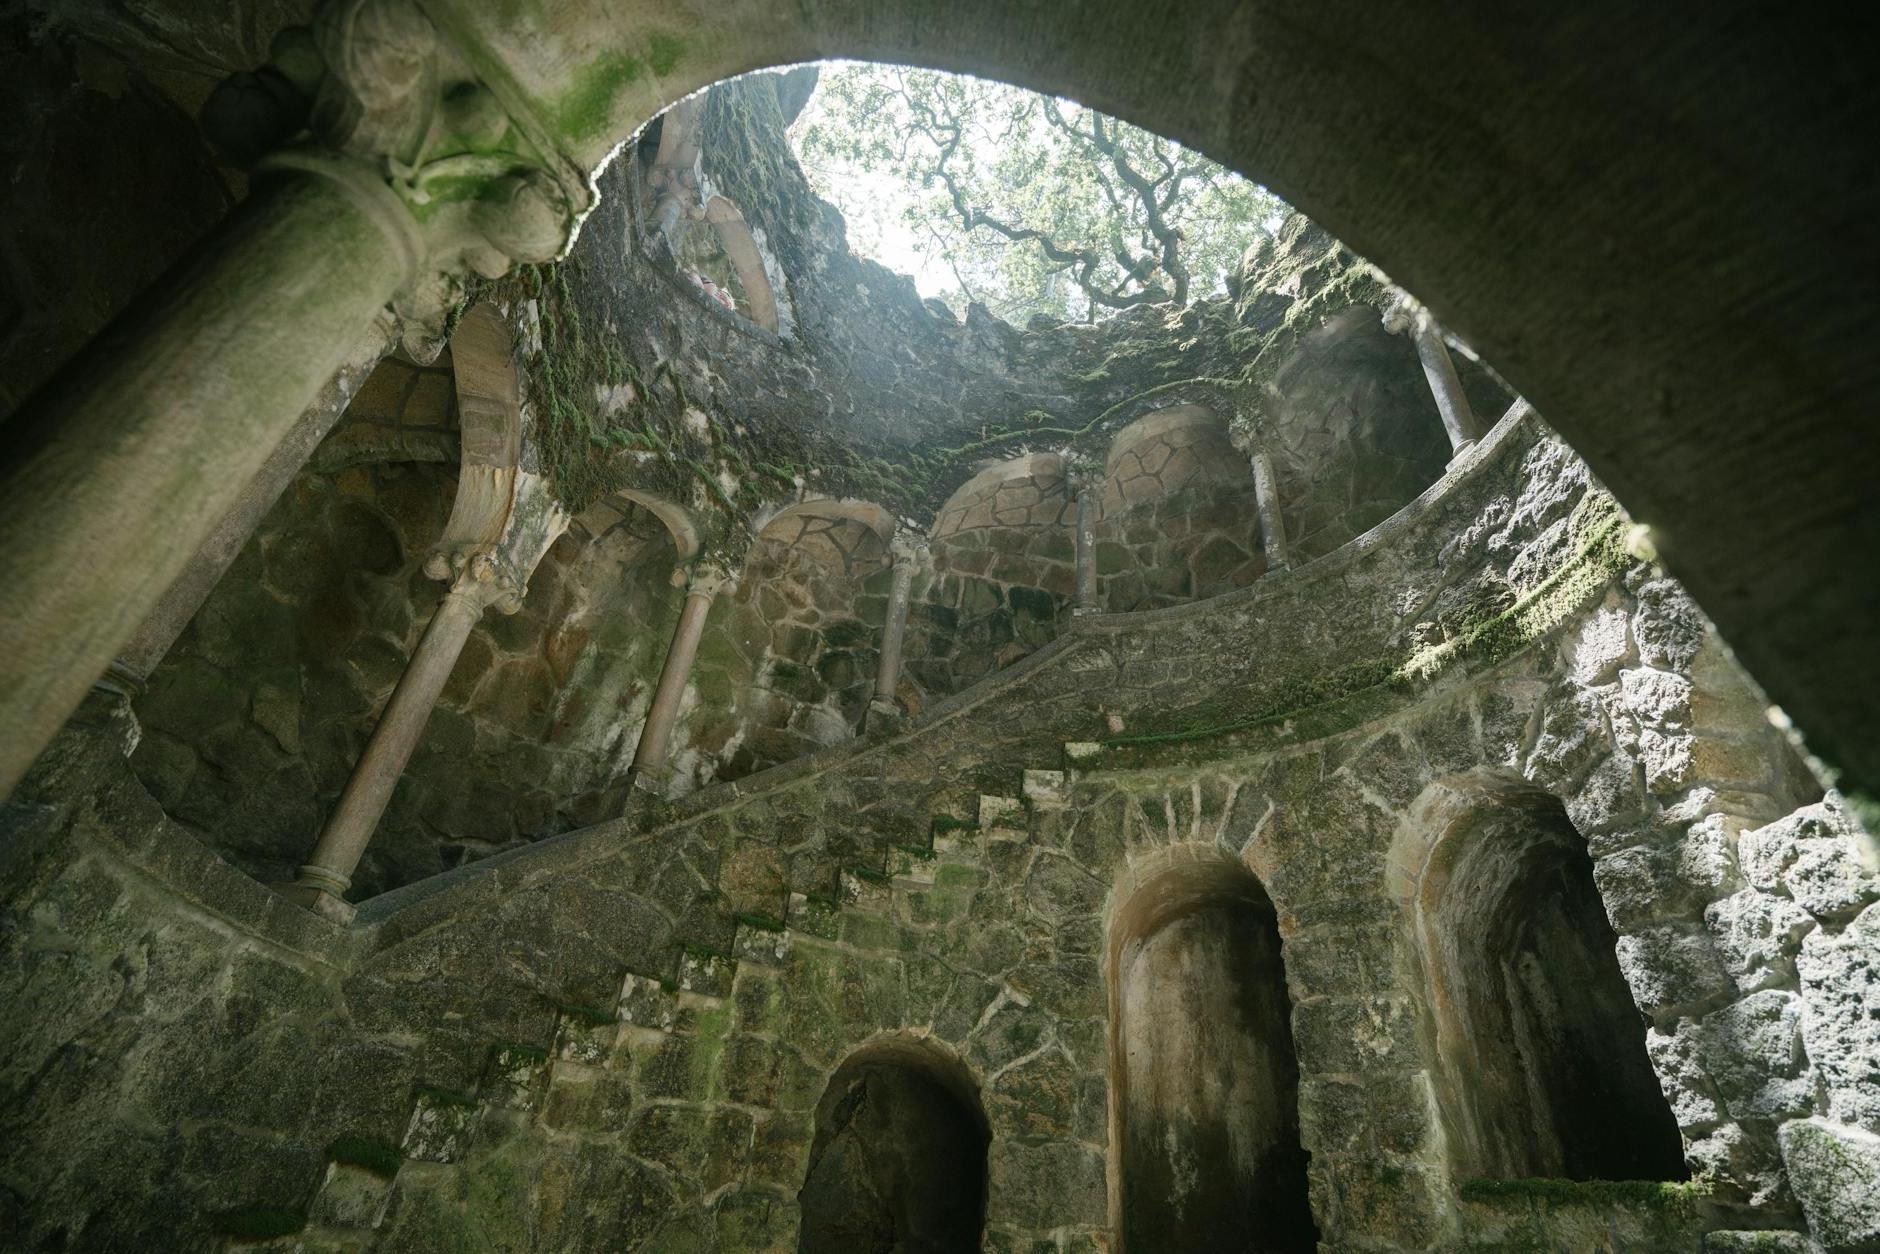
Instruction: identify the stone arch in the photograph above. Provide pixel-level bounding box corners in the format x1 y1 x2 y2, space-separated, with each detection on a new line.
424 302 525 576
1095 405 1266 609
798 1032 991 1252
753 498 897 578
1385 768 1687 1184
915 453 1076 692
1104 845 1318 1252
580 487 701 565
701 195 782 333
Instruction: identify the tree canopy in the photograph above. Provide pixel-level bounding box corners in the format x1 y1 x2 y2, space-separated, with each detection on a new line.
791 63 1287 324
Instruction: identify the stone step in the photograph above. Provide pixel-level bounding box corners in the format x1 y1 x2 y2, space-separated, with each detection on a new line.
978 793 1027 841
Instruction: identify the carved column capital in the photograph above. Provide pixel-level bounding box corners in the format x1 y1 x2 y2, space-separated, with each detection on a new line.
204 0 590 356
889 535 927 569
684 564 738 601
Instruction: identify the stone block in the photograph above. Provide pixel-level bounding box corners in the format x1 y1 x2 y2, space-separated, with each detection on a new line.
1780 1117 1880 1253
1701 1232 1811 1253
400 1090 479 1164
617 971 679 1032
480 1043 549 1110
887 843 937 885
987 1138 1107 1230
679 947 737 999
1022 770 1069 810
733 919 792 967
305 1159 395 1233
1705 889 1816 992
979 794 1027 838
1647 1023 1724 1129
553 1012 620 1066
1614 925 1734 1017
1566 750 1648 838
1742 798 1880 923
1695 990 1814 1121
788 892 842 940
1797 904 1880 1132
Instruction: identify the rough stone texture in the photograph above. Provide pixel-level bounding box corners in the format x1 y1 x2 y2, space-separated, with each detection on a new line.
2 326 1871 1253
1778 1119 1880 1253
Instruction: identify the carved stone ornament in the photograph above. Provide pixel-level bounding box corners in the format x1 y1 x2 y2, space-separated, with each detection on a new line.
203 0 591 357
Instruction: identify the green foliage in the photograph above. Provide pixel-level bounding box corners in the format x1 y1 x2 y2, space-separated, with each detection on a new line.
325 1133 403 1179
794 64 1286 323
213 1207 307 1239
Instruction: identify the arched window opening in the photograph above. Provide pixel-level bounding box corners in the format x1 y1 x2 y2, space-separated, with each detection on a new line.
798 1037 990 1253
1391 773 1687 1183
1109 856 1318 1252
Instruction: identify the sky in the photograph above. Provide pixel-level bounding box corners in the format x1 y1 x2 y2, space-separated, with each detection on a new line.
786 64 960 301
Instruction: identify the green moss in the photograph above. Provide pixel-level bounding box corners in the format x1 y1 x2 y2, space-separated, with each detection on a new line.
326 1133 403 1179
736 912 788 933
891 843 938 862
554 52 644 142
646 33 685 77
681 941 735 962
212 1207 307 1239
846 865 891 886
931 814 981 833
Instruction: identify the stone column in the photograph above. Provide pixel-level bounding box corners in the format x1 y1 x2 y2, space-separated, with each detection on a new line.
0 167 419 797
1385 295 1479 458
280 563 506 921
867 539 922 729
1074 479 1100 613
113 316 397 685
1249 447 1291 572
0 0 586 797
629 566 734 787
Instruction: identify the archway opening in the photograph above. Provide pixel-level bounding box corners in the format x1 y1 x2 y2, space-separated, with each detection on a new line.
1109 856 1318 1252
1394 773 1687 1183
797 1036 990 1253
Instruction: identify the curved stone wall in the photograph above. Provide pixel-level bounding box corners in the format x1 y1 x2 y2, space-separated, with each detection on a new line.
13 406 1870 1250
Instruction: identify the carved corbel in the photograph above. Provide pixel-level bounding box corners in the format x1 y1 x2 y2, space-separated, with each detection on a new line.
203 0 591 357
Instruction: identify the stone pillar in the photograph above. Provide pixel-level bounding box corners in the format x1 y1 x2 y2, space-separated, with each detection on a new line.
0 0 586 798
0 167 419 797
629 566 734 787
1249 447 1291 572
867 539 922 728
114 317 397 685
1385 294 1478 458
280 564 506 921
1074 480 1100 613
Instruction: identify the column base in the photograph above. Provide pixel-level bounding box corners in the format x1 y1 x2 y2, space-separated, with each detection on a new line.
271 878 358 925
1071 605 1102 618
863 698 904 735
1446 439 1478 466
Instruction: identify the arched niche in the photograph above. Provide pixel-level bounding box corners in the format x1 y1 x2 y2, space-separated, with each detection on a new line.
798 1035 990 1253
1107 850 1318 1252
921 453 1075 691
712 498 897 772
1386 770 1687 1183
1096 405 1265 609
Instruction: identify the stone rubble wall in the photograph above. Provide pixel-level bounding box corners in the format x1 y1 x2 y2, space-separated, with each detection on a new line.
6 407 1873 1251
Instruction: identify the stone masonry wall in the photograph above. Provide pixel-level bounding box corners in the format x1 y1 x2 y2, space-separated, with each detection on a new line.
8 407 1872 1251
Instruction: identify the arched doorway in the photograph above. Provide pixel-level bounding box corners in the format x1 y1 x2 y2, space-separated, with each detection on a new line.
798 1036 990 1252
1108 853 1317 1251
1389 771 1687 1182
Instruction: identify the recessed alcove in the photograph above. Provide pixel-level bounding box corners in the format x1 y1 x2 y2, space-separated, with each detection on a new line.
797 1037 990 1252
1390 772 1688 1184
1108 854 1319 1252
